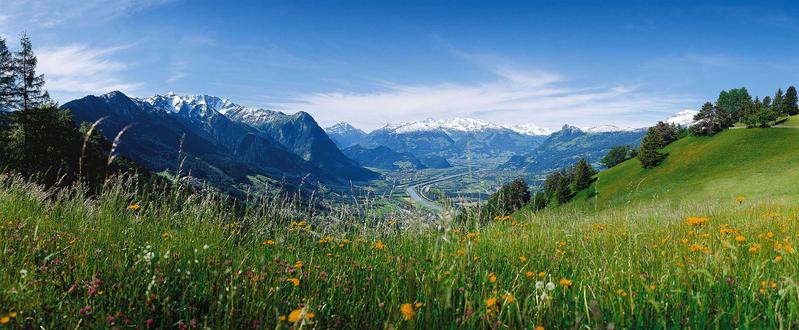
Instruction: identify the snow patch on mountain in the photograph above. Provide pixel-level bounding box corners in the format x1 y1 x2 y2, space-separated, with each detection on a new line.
510 124 554 136
379 118 553 135
224 107 286 125
325 122 365 135
137 92 243 118
383 118 504 134
583 125 637 133
666 109 698 127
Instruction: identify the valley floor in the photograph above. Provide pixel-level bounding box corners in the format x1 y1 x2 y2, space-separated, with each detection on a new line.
1 175 798 328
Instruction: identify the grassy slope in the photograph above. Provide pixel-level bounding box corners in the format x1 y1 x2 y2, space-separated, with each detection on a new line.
4 127 799 328
782 115 799 126
571 128 799 210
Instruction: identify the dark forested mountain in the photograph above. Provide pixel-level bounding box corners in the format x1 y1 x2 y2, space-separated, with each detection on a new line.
342 145 427 170
324 122 367 149
224 108 377 181
61 92 377 194
499 125 646 172
416 155 452 169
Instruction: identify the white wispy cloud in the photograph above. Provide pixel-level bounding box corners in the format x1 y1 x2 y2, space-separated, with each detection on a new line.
37 44 141 95
1 0 175 31
278 68 697 131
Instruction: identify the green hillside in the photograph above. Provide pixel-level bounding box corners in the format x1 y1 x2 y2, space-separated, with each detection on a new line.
573 127 799 210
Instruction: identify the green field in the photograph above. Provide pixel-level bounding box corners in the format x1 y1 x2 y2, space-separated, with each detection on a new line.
781 115 799 126
570 128 799 210
2 127 799 328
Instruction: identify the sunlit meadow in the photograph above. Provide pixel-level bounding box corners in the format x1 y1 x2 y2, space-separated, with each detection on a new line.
1 175 798 328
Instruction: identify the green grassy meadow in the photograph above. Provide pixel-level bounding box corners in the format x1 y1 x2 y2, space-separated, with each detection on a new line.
2 128 799 328
571 128 799 211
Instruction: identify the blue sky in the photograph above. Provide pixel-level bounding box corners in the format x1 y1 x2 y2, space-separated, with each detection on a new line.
1 0 798 130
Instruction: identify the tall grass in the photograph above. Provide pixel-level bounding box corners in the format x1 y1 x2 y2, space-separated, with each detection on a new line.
1 174 798 328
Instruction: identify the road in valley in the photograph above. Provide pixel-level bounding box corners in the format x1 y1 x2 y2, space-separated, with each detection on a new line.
404 171 471 211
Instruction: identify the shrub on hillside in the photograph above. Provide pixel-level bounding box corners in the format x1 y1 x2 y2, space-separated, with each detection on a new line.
456 178 530 226
602 145 637 168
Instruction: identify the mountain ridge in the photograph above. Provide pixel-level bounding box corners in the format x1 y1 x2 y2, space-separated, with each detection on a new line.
61 91 378 195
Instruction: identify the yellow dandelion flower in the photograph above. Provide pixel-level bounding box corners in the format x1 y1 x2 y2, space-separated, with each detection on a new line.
287 308 315 323
8 312 16 318
488 273 497 283
414 302 423 308
286 278 300 287
264 239 275 245
485 297 497 307
127 203 141 210
161 232 170 240
525 271 534 279
735 235 746 242
374 240 385 250
535 326 545 330
0 316 8 324
775 255 783 262
559 278 573 288
518 256 527 262
686 217 709 226
502 293 514 303
400 303 416 320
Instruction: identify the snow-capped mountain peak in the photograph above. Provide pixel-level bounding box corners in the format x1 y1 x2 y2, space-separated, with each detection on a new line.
510 123 553 136
383 118 503 134
380 117 556 135
666 109 698 127
138 93 243 118
583 125 636 133
325 122 364 134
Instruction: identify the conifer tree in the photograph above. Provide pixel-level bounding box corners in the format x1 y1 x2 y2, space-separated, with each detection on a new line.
553 175 572 204
773 88 785 115
572 158 596 190
716 88 751 121
785 86 798 116
692 102 732 135
638 126 666 168
13 34 49 111
0 37 14 111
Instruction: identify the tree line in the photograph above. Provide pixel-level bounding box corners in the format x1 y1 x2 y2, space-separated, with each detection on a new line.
456 157 597 227
635 85 798 169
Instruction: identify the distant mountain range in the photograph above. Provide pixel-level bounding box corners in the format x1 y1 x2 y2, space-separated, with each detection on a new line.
325 122 367 149
61 90 694 195
499 125 647 172
62 92 377 195
326 118 551 160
